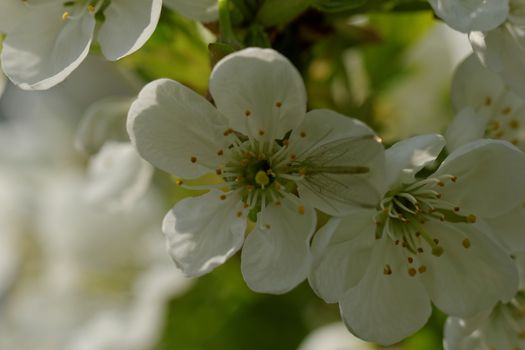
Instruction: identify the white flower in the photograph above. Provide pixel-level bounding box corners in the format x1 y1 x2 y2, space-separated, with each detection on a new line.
163 0 218 22
128 47 385 293
309 134 525 345
0 0 162 90
443 256 525 350
298 322 375 350
427 0 509 33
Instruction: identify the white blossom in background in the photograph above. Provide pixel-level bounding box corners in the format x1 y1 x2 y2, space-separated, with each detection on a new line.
0 0 162 90
428 0 525 98
163 0 218 22
0 56 188 350
445 54 525 254
309 134 525 345
443 256 525 350
298 323 376 350
128 47 385 293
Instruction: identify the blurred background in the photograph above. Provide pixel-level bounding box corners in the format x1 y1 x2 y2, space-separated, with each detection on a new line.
0 5 472 350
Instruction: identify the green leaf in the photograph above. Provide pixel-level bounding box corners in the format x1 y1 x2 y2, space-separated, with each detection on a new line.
312 0 369 12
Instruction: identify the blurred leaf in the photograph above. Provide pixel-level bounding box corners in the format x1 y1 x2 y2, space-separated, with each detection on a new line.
312 0 369 12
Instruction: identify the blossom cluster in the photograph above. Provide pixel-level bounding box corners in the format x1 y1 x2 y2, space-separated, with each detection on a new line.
1 0 525 349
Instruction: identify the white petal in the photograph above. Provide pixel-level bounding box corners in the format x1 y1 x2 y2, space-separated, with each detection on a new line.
75 97 132 155
163 0 218 22
443 317 484 350
428 0 509 32
1 5 95 90
83 142 153 211
289 109 385 215
163 189 247 277
419 221 518 317
98 0 162 61
209 48 307 141
297 322 375 350
470 24 525 98
435 139 525 218
444 107 489 152
339 237 432 345
309 211 376 303
241 195 315 294
450 54 506 112
485 206 525 254
385 134 446 187
127 79 231 178
0 0 27 33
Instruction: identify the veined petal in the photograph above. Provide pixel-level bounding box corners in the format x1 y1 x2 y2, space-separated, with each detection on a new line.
435 139 525 218
385 134 446 187
419 221 518 317
209 48 307 142
0 0 27 33
428 0 509 33
163 189 247 277
289 109 385 215
445 107 489 152
485 206 525 254
127 79 231 179
471 24 525 98
339 237 432 345
163 0 218 22
309 211 376 303
241 195 315 294
1 4 95 90
98 0 162 61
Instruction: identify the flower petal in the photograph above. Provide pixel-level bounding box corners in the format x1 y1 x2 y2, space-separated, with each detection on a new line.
83 142 153 211
428 0 508 33
484 206 525 254
241 195 315 294
98 0 162 61
339 237 432 345
0 0 27 33
163 0 218 22
470 24 525 98
445 107 489 152
309 210 376 303
209 48 307 141
419 221 518 317
289 109 385 215
1 5 95 90
443 317 484 350
127 79 231 179
385 134 446 187
163 189 247 277
435 139 525 218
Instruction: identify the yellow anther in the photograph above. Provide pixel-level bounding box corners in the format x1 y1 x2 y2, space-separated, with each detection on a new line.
484 96 492 106
216 169 222 175
408 268 417 277
175 179 183 186
383 264 392 275
87 3 96 12
502 106 513 115
509 119 520 129
431 246 444 257
275 101 282 108
300 131 306 138
462 238 471 249
450 176 458 182
407 257 414 264
467 214 477 223
290 154 297 160
298 205 305 215
217 149 224 156
418 265 427 274
454 206 460 212
236 211 243 218
245 110 251 117
62 11 70 20
219 194 227 200
255 170 270 187
223 128 234 136
258 130 265 136
190 156 197 163
264 224 271 229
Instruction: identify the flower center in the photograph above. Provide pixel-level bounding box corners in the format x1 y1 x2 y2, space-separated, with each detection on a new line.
375 174 475 257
